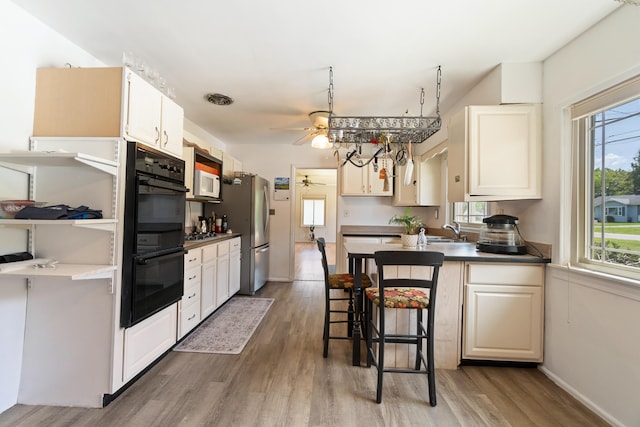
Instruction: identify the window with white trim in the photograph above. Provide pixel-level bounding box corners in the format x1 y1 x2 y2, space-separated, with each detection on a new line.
452 201 489 226
301 196 325 227
572 75 640 278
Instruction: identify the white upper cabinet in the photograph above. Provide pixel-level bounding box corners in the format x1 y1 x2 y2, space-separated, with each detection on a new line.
124 70 184 158
159 96 184 157
341 160 393 196
393 150 442 207
33 66 184 159
125 70 162 146
447 104 541 201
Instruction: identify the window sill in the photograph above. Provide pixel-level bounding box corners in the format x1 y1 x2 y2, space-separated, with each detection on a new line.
548 263 640 301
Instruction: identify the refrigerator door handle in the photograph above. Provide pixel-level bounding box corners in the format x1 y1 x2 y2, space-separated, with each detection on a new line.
263 184 270 235
256 245 270 253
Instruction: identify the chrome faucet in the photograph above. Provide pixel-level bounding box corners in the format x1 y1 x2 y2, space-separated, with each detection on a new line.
442 221 461 240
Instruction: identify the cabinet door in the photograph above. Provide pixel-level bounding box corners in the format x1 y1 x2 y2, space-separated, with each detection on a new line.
416 155 441 206
201 260 217 318
201 245 217 319
463 283 542 362
229 238 241 295
368 164 393 196
216 254 230 306
123 304 177 381
393 162 417 205
447 108 467 202
160 96 184 158
341 162 365 195
468 104 541 199
125 71 162 147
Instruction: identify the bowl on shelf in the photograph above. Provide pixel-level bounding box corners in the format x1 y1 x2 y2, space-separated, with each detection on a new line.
0 200 47 219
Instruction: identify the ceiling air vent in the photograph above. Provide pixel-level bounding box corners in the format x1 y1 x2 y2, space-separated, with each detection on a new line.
205 93 234 106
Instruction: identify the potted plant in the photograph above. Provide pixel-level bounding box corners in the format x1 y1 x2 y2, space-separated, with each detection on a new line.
389 207 423 247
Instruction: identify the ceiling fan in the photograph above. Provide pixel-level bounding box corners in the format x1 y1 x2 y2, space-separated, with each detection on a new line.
296 175 327 187
276 110 330 145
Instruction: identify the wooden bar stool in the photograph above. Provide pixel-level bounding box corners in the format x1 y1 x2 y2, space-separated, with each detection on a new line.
316 237 372 358
365 250 444 405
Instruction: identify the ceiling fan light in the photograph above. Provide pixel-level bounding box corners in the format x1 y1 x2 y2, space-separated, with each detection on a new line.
311 134 331 149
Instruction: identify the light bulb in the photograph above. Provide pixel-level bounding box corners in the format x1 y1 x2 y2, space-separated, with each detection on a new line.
311 134 331 149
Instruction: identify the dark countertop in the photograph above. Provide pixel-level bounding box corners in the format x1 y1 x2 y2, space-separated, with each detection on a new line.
343 241 550 264
183 232 241 251
341 225 405 237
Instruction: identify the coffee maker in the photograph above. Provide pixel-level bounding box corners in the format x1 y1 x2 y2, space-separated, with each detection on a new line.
476 214 527 255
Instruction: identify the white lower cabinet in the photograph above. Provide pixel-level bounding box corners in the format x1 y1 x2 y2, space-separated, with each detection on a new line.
182 237 241 333
123 304 178 381
179 249 202 338
216 240 230 306
462 263 544 362
229 237 241 295
201 245 218 319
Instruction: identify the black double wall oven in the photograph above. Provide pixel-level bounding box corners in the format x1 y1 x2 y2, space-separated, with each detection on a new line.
121 142 188 328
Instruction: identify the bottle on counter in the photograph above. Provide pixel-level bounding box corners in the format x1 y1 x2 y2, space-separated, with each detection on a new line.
215 218 222 234
222 215 228 233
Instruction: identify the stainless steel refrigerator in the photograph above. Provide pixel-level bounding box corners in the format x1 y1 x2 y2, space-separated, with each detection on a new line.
211 174 270 295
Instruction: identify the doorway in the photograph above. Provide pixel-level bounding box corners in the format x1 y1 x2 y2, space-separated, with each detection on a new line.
293 168 337 281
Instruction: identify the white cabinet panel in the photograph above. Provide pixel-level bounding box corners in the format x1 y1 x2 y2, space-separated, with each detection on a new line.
462 263 544 362
448 104 541 201
125 71 162 146
229 237 241 296
123 304 177 381
341 160 392 196
159 96 184 157
201 245 217 319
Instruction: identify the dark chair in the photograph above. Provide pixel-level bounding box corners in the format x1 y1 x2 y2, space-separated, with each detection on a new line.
316 237 372 358
365 250 444 405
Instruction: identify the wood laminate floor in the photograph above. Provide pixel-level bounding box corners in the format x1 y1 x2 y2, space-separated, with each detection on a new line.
0 279 608 427
295 242 334 281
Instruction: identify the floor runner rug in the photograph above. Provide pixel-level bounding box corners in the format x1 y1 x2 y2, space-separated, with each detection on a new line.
174 297 274 354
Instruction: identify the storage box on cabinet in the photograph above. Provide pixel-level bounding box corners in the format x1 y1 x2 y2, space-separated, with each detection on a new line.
33 67 184 158
462 263 544 362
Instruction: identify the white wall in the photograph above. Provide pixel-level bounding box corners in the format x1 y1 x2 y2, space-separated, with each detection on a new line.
294 183 337 243
0 0 105 413
540 6 640 427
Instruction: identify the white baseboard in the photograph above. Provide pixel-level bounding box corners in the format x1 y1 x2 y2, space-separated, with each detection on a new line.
539 365 622 427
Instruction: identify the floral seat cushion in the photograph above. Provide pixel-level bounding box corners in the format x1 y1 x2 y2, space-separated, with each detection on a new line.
328 273 372 289
365 287 430 309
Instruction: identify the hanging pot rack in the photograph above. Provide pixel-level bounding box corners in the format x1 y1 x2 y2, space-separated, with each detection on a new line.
325 66 443 168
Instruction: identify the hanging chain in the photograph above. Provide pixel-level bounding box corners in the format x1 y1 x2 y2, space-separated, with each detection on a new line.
419 88 425 117
328 66 334 114
435 65 441 116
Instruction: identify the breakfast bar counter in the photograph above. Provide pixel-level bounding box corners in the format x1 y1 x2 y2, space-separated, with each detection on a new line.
344 241 549 370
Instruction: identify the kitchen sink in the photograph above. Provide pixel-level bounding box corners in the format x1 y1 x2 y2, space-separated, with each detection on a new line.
425 235 468 244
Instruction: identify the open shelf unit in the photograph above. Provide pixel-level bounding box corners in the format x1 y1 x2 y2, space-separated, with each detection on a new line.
0 138 122 281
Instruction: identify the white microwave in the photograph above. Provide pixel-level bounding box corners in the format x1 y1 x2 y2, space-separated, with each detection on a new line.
194 169 220 199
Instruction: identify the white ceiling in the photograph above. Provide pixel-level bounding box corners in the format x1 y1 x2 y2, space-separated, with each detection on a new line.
12 0 621 147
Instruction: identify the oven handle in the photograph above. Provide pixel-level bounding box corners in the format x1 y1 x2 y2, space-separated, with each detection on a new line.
138 176 188 193
135 248 187 265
